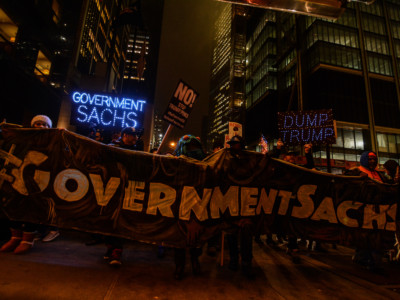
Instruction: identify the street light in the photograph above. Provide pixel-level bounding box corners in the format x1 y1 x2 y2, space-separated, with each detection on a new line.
170 142 176 148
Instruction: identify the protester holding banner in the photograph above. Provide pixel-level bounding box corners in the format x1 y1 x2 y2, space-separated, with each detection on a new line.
104 126 145 266
344 151 389 270
224 135 256 278
345 151 385 183
281 143 319 258
382 160 400 261
173 134 206 280
0 115 55 254
255 137 283 245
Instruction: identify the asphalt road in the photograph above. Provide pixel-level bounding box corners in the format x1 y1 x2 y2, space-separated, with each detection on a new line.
0 230 400 300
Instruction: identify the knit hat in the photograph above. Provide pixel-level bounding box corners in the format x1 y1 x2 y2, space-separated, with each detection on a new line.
227 135 245 149
174 134 205 159
360 151 377 168
31 115 52 128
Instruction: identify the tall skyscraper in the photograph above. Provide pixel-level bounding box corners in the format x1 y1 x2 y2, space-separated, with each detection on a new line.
76 0 134 92
123 30 149 84
208 4 247 148
245 0 400 168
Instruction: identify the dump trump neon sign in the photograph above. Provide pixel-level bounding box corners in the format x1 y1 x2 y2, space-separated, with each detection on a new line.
277 109 336 145
70 91 146 129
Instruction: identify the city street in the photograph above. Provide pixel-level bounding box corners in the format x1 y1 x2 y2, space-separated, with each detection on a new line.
1 230 400 300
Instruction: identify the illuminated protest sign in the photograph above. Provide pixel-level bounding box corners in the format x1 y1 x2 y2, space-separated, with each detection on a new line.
277 109 336 145
70 91 146 129
163 80 199 129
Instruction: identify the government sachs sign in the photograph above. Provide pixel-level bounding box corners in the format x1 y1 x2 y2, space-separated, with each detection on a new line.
71 91 146 129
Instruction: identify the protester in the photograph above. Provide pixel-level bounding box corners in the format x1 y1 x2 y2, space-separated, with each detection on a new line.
255 138 283 245
212 140 223 153
344 151 388 270
173 134 206 280
94 130 104 142
109 127 144 151
104 126 144 266
224 135 256 278
280 143 321 258
31 116 61 243
345 151 385 182
382 160 400 261
0 115 57 253
383 159 400 184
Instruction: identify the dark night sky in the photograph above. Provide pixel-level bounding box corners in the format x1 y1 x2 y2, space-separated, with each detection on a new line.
154 0 225 144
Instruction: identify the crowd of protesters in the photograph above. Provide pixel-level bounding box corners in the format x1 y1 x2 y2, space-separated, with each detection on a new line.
0 116 399 280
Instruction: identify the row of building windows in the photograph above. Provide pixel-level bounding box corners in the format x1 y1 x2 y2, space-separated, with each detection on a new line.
247 57 276 87
247 24 276 60
246 42 276 75
313 128 400 165
361 13 387 35
328 8 357 29
358 1 381 15
248 10 276 45
367 52 393 76
247 75 277 107
212 5 231 77
306 21 359 51
364 32 390 55
284 66 296 88
308 41 361 71
387 1 400 21
392 22 400 39
279 49 295 72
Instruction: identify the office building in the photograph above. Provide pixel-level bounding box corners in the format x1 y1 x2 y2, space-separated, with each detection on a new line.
245 0 400 169
208 4 248 149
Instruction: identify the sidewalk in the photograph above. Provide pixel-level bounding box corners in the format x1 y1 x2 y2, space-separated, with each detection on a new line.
0 230 399 300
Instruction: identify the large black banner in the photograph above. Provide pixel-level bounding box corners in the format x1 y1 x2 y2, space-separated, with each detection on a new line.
0 127 398 249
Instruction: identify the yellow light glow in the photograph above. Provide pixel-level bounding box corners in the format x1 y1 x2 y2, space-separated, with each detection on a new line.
170 142 176 147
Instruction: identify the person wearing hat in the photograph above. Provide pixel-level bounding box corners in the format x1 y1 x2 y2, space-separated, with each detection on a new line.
172 134 206 279
109 127 144 151
31 115 52 128
227 135 245 151
31 116 61 243
0 115 57 254
225 135 256 278
345 151 389 270
345 151 385 183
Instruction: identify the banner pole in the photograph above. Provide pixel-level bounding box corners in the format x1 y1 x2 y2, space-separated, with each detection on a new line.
326 144 332 173
156 124 173 154
220 232 225 266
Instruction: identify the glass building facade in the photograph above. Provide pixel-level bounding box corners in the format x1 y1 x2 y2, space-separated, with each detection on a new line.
123 31 149 83
208 4 247 149
77 0 132 91
245 0 400 169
